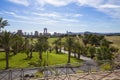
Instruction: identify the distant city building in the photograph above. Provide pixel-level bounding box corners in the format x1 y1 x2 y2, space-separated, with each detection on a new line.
17 30 23 36
53 32 61 36
24 32 27 36
30 32 33 36
39 33 42 36
34 31 39 36
43 28 47 35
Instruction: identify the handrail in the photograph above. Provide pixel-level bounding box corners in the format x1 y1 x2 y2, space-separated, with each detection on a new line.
0 60 120 80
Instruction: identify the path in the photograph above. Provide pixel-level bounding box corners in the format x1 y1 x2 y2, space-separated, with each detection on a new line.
61 49 97 66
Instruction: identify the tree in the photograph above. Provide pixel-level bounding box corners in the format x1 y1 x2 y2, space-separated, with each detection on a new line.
53 37 62 53
82 34 105 46
72 41 78 58
82 34 90 46
65 36 75 63
35 36 49 61
76 43 83 59
53 39 59 54
97 46 114 60
0 31 13 69
29 37 34 59
89 34 99 46
11 34 24 55
88 46 96 59
22 37 34 59
0 18 9 31
100 39 111 47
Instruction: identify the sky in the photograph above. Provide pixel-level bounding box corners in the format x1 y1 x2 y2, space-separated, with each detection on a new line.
0 0 120 33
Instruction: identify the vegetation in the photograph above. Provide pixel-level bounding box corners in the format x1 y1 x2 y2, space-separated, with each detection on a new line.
0 17 9 31
105 36 120 51
0 17 120 70
0 51 81 69
0 31 13 69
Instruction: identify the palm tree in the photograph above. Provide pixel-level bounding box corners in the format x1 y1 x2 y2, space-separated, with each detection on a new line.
82 34 90 46
35 36 49 61
53 39 59 54
97 46 114 60
11 34 24 55
58 37 62 53
23 37 31 59
76 43 83 59
65 36 74 63
0 31 13 69
0 18 9 31
29 37 34 59
72 41 78 58
53 37 62 53
88 46 96 59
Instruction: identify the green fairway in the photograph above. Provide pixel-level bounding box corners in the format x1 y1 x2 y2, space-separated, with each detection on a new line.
105 36 120 52
0 51 81 69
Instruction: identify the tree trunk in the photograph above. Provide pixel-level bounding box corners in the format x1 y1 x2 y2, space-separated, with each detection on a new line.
5 50 9 69
78 53 80 59
68 50 71 63
55 46 58 54
68 46 71 63
30 49 33 59
59 43 61 53
39 51 42 61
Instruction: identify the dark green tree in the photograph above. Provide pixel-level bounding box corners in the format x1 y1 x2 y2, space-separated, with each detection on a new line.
0 31 13 69
0 18 9 31
35 36 49 61
88 46 96 59
65 36 75 63
11 34 24 55
22 38 31 59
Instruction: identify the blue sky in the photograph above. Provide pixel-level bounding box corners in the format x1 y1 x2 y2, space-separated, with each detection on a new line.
0 0 120 33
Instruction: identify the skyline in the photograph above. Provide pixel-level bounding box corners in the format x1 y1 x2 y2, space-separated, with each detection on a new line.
0 0 120 33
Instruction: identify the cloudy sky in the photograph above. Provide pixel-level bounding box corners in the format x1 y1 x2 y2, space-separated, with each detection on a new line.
0 0 120 33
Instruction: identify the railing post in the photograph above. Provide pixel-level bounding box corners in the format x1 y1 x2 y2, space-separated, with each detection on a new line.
110 60 114 72
89 65 91 73
21 69 24 80
8 70 12 80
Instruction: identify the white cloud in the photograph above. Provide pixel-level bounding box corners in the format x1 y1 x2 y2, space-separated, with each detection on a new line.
30 0 120 19
36 0 74 7
76 0 120 19
8 0 29 6
4 11 29 19
99 4 120 8
3 10 81 27
33 12 61 18
60 18 79 22
33 12 82 19
6 0 120 20
77 0 104 8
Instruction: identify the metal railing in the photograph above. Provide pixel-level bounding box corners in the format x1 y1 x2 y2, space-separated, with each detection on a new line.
0 60 120 80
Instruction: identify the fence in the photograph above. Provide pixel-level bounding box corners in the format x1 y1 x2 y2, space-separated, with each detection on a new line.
0 60 120 80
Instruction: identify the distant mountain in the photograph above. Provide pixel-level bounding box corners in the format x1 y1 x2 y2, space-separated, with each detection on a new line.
66 31 120 36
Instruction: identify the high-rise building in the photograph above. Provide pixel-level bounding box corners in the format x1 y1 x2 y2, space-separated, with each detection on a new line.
34 31 39 36
43 28 47 35
17 30 23 36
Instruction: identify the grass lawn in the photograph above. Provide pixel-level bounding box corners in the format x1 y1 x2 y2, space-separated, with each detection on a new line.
105 36 120 52
0 51 82 69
